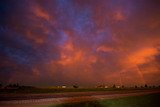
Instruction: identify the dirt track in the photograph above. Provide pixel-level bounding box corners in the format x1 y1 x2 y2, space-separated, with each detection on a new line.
0 90 160 107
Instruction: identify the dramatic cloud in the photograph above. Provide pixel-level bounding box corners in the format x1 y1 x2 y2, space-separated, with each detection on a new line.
0 0 160 86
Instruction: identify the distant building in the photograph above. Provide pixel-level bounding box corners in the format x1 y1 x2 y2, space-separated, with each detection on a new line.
116 85 120 88
62 85 66 88
97 85 108 88
104 86 108 88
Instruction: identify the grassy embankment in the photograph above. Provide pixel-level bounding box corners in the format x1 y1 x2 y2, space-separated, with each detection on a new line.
51 93 160 107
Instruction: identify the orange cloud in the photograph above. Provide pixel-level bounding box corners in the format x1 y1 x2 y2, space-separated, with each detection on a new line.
128 47 158 65
58 40 84 66
113 10 125 21
32 5 51 21
58 39 98 66
59 51 84 66
119 47 159 85
88 55 97 63
97 45 113 52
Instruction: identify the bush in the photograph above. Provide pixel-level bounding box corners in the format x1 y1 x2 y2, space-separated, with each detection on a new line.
73 85 79 88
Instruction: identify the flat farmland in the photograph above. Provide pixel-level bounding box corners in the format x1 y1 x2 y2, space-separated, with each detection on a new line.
0 89 160 107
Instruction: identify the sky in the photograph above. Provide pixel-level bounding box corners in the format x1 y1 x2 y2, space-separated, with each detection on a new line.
0 0 160 86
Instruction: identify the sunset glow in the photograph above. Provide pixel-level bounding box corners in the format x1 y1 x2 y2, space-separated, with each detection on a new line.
0 0 160 86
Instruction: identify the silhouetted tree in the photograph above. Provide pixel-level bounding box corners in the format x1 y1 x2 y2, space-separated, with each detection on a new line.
145 84 148 88
140 86 144 88
8 84 12 87
152 85 155 88
0 83 2 88
73 85 79 88
135 85 138 88
16 83 19 87
112 84 116 88
121 85 125 88
13 84 17 87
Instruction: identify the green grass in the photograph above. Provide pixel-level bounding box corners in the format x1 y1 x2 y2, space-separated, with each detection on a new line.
1 87 159 94
99 93 160 107
50 93 160 107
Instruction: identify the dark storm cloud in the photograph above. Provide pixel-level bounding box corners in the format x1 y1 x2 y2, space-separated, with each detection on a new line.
0 0 62 84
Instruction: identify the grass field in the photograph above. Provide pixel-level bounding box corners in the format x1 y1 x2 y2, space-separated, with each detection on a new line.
0 88 124 94
51 93 160 107
1 87 159 94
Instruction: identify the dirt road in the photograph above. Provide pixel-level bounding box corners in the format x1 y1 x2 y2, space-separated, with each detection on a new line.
0 90 160 107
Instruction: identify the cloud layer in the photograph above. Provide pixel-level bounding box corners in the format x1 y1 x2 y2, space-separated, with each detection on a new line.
0 0 160 86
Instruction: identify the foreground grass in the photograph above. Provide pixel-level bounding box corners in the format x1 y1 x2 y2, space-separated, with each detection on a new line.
99 93 160 107
51 93 160 107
